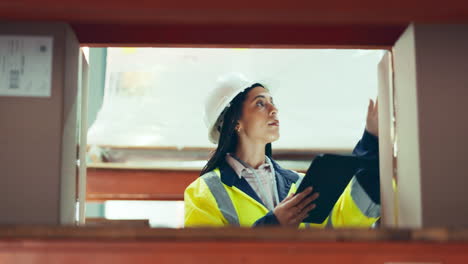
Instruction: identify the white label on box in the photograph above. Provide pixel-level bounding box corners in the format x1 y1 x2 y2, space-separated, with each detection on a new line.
0 35 53 97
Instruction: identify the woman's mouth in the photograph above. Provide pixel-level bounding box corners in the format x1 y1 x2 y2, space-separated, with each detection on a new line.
268 120 280 126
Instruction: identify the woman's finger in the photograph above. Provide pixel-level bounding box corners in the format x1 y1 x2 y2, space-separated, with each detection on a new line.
286 187 313 207
303 203 317 214
299 203 317 218
283 193 294 202
368 99 374 114
279 193 295 207
309 192 320 202
296 203 317 222
296 192 320 210
290 203 316 224
296 193 316 211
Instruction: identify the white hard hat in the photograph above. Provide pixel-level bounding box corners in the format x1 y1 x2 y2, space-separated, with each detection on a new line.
204 72 254 144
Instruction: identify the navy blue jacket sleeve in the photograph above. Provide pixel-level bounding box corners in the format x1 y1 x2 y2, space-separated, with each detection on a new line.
353 129 379 158
353 130 380 204
252 211 280 226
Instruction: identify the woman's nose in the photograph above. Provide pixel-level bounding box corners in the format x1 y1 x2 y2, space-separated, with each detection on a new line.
269 104 278 116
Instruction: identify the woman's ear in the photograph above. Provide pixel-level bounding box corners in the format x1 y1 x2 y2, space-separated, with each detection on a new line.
235 122 241 133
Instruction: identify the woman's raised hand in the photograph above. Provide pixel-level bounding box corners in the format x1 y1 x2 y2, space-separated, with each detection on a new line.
366 98 379 137
273 187 319 226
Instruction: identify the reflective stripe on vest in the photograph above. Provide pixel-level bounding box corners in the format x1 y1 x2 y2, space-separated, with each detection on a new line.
350 177 380 218
295 174 304 187
326 210 334 228
201 171 240 226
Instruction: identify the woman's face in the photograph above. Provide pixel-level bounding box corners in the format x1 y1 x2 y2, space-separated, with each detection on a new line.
237 86 280 144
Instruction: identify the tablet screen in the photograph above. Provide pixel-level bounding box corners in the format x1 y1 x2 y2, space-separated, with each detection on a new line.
296 154 379 223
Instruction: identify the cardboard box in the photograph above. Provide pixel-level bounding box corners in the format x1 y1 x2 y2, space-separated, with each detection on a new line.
393 24 468 227
0 22 82 225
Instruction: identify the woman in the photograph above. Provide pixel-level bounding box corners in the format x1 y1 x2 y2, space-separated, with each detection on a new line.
184 72 380 227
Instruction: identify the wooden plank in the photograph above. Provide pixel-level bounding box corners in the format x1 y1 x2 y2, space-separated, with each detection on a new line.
1 0 467 46
85 218 150 227
86 160 308 202
1 0 468 25
2 226 468 242
1 227 468 263
71 24 405 47
1 240 468 264
86 168 198 201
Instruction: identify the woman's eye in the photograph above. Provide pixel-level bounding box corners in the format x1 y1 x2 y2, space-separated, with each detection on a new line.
256 101 265 107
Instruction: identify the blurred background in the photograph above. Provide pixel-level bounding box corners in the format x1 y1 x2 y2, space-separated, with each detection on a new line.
84 47 383 227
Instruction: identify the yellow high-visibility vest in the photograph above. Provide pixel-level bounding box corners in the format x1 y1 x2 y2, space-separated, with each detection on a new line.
185 163 380 228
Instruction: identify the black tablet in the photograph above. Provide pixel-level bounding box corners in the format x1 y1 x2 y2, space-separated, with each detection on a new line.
296 154 379 224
